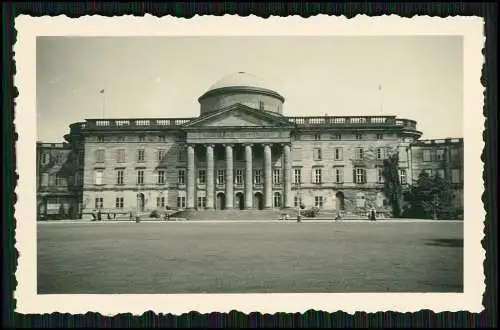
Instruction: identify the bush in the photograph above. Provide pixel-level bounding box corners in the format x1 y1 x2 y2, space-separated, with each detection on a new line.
302 206 320 218
150 210 159 218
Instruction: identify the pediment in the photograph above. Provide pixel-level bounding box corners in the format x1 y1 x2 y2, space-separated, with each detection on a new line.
183 104 293 128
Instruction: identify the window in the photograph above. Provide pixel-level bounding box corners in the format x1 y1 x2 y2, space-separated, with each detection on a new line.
313 148 322 161
376 134 384 140
74 173 80 186
97 136 104 143
356 134 363 140
178 149 186 162
95 170 103 185
157 170 165 184
293 168 301 184
355 148 364 160
159 135 166 142
139 135 145 142
399 169 407 184
314 133 321 141
55 153 64 165
217 169 226 185
294 196 302 207
334 148 343 161
156 196 165 208
178 169 186 185
95 150 105 163
314 168 322 184
354 168 367 184
376 148 385 160
314 196 324 208
137 149 145 162
41 152 50 165
332 133 342 140
259 100 265 110
95 197 103 209
335 167 344 183
436 169 445 179
272 169 280 184
451 169 460 183
137 170 144 185
118 136 125 142
116 169 124 185
198 169 206 185
423 150 432 162
436 149 445 161
450 148 459 162
197 196 207 208
377 168 384 183
235 169 244 185
254 170 262 184
116 149 125 163
177 196 186 208
41 173 49 186
273 192 282 208
158 149 166 161
55 174 65 186
115 197 124 209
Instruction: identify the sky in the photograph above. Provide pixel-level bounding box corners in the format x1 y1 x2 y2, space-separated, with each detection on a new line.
36 36 463 142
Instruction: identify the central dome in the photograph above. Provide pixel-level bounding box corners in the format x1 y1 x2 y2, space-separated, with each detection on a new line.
207 72 272 92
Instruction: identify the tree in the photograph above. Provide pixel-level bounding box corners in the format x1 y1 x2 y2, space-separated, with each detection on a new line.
382 153 403 217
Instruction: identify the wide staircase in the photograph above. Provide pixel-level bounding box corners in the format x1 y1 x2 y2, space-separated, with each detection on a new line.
171 209 285 221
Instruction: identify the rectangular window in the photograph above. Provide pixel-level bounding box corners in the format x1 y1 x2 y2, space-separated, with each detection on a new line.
314 168 322 184
436 149 445 161
293 168 301 184
116 149 125 163
314 133 321 141
335 167 344 183
137 149 145 162
97 136 104 143
157 170 165 184
95 197 103 209
376 148 385 160
399 169 407 184
254 170 262 185
354 168 367 184
139 135 145 142
197 197 207 208
95 170 103 185
55 174 65 186
177 196 186 208
294 196 302 207
376 134 384 140
115 197 124 209
313 148 322 161
178 149 186 162
178 169 186 185
423 150 432 162
314 196 324 208
235 169 244 185
116 169 124 185
451 169 460 183
332 133 342 140
217 169 226 185
156 196 165 208
272 169 280 184
158 149 166 161
377 168 384 183
198 169 206 185
137 170 144 185
334 148 343 161
450 148 459 162
95 150 105 163
436 169 445 179
55 153 64 165
41 152 51 165
356 134 363 140
355 148 364 160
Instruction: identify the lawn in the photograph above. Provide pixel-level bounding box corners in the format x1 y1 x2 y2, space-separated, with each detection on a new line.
37 221 463 294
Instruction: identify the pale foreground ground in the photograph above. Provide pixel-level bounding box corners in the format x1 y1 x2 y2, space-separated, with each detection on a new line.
37 221 463 294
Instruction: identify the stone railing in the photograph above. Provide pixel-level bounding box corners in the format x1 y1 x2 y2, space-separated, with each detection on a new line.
75 118 196 130
412 138 463 145
286 116 418 130
36 142 70 149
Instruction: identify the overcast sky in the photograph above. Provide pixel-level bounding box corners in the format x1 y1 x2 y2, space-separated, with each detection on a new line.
36 36 463 142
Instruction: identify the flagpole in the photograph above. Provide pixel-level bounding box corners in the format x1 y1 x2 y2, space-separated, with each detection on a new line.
100 89 106 118
378 84 383 115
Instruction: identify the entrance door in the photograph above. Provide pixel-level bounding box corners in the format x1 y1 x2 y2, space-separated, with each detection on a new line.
254 192 264 210
137 193 145 212
335 191 345 210
216 192 226 210
235 193 244 210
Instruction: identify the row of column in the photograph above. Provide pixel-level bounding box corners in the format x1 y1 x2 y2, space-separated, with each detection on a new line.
186 143 292 210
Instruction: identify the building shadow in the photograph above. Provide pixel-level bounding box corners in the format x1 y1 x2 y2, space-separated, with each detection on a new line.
424 238 463 248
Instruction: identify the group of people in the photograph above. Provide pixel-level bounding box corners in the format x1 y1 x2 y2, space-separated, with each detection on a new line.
91 210 117 221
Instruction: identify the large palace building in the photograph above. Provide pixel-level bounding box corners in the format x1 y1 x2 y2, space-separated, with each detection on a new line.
36 72 464 220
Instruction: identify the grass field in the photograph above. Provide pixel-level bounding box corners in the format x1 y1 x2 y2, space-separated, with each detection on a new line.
37 221 463 294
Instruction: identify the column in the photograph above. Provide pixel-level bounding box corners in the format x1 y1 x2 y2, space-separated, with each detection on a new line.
283 143 292 208
264 144 272 209
225 144 234 209
245 144 253 209
186 144 195 209
206 144 214 209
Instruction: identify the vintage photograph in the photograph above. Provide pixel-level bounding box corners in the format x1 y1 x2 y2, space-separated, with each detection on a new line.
14 15 485 314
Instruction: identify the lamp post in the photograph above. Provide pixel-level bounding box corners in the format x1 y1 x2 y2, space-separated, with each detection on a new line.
296 181 302 222
433 192 438 220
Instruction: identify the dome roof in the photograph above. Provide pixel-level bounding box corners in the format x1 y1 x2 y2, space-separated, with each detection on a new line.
206 72 274 93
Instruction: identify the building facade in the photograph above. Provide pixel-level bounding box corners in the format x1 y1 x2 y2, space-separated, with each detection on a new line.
36 72 464 219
